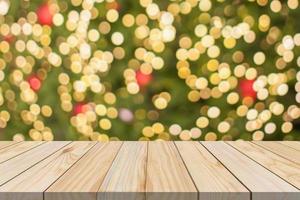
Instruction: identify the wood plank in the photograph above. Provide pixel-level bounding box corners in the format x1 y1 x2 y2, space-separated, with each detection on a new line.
0 141 19 150
146 142 197 200
278 141 300 151
202 141 300 200
0 141 299 199
175 141 249 200
254 141 300 165
0 141 69 186
98 141 147 200
0 141 44 163
45 142 122 200
0 141 95 200
228 141 300 189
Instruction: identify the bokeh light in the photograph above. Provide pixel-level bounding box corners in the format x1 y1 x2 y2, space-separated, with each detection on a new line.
0 0 299 141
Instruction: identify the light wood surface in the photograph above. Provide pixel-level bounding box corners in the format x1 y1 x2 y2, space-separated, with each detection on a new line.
0 141 95 200
0 141 19 150
278 141 300 151
175 141 249 200
146 142 197 200
99 142 147 200
0 141 299 200
228 141 300 189
0 141 44 163
45 142 122 200
0 141 69 186
202 141 300 200
254 141 300 165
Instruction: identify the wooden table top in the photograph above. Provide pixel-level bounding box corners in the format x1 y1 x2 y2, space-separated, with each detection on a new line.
0 141 299 200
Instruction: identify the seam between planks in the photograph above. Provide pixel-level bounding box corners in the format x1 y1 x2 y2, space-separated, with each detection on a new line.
0 141 21 151
0 141 72 187
0 141 47 164
226 142 300 190
276 141 300 152
96 141 124 200
199 142 252 200
251 141 300 167
42 141 98 200
173 141 199 200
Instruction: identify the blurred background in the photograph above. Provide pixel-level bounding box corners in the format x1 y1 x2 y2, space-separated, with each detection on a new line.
0 0 299 141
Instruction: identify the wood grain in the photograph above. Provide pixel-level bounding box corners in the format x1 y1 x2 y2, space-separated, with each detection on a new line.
0 141 19 150
0 141 300 200
0 141 69 186
202 141 300 200
45 142 122 200
0 141 95 200
254 141 300 165
98 141 147 200
146 142 197 200
0 141 44 163
228 141 300 189
175 141 249 200
278 141 300 151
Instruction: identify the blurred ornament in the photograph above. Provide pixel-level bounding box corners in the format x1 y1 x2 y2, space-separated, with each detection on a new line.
136 70 153 87
3 34 14 43
106 1 121 11
239 79 256 99
119 108 134 122
73 103 86 115
37 4 53 26
28 75 42 92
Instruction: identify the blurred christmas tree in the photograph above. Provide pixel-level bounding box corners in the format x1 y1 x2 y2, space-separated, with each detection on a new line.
0 0 299 141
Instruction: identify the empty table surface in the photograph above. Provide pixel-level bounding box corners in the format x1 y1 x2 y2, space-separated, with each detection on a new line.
0 141 299 200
